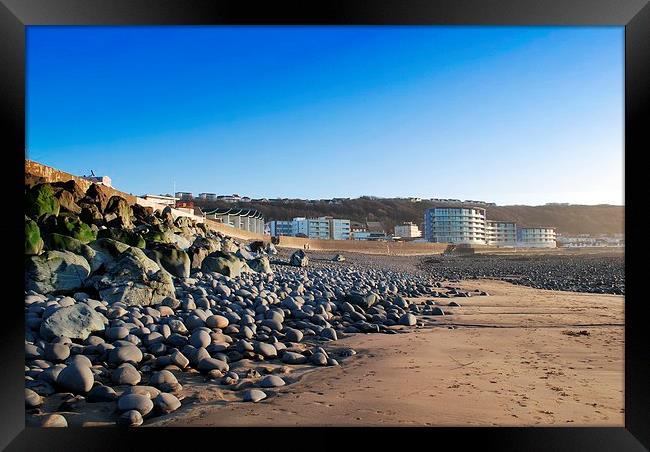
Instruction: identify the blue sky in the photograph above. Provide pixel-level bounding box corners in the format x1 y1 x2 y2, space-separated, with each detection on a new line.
26 26 624 205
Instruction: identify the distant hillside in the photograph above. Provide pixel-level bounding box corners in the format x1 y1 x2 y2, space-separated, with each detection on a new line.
192 198 624 236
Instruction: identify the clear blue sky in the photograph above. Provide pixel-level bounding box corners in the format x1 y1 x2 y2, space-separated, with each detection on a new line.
26 26 624 205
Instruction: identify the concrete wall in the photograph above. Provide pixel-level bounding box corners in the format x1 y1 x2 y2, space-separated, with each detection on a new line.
25 159 137 204
204 220 271 242
277 236 450 256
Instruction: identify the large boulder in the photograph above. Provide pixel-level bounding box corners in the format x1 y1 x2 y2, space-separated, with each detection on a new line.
290 249 309 267
40 302 108 340
345 291 378 309
167 233 192 250
26 184 60 218
160 207 175 228
201 251 246 277
104 196 133 229
91 247 175 306
83 184 111 213
79 203 104 225
145 245 190 279
25 250 90 294
51 180 87 202
188 237 221 269
25 217 44 255
188 246 210 270
55 190 82 214
97 228 145 248
248 256 272 274
174 216 194 229
45 234 99 271
55 215 96 244
86 238 131 273
144 229 176 245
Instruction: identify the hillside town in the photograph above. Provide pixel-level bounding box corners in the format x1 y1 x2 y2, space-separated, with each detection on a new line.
78 175 625 249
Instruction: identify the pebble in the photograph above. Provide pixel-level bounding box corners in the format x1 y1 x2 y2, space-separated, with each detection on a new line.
259 375 286 388
117 409 143 427
25 388 42 408
57 362 94 393
242 388 267 402
198 357 229 373
86 384 118 402
108 345 143 365
153 393 181 414
39 414 68 427
111 363 141 386
399 313 417 326
117 393 154 416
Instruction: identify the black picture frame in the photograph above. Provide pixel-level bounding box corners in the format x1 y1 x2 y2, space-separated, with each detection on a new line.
1 0 647 450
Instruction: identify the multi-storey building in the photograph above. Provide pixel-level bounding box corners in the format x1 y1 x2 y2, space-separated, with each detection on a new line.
486 220 517 246
329 218 351 240
267 220 294 237
267 217 351 240
424 207 487 244
516 227 557 248
175 192 193 200
394 222 422 238
425 207 556 248
198 193 217 200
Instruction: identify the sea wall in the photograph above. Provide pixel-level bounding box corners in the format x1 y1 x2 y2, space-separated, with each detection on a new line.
277 236 450 256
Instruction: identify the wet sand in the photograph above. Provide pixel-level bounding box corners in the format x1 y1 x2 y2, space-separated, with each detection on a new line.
145 279 624 427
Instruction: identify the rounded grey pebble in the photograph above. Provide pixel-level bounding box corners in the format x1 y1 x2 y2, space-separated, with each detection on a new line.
108 345 143 365
25 388 42 408
281 351 308 365
149 370 178 388
117 393 154 416
57 363 94 393
44 343 70 362
66 354 92 368
242 388 267 402
111 363 141 386
189 330 211 348
154 393 181 414
398 313 417 326
86 384 118 402
39 414 68 427
310 352 328 366
254 342 277 359
320 328 338 341
197 357 229 373
259 375 286 388
117 409 143 427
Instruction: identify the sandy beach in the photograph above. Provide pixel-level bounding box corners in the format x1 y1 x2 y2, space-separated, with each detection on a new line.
144 279 624 427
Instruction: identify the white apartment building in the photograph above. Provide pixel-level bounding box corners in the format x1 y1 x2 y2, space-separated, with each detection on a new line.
198 193 217 200
516 227 557 248
425 207 557 248
486 220 517 246
424 207 487 244
394 222 422 238
267 217 351 240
